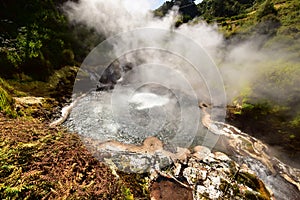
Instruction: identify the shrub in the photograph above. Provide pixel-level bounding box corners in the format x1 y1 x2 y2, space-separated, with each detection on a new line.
256 0 278 20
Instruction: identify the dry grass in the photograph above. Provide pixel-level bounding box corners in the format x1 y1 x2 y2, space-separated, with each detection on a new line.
0 114 148 199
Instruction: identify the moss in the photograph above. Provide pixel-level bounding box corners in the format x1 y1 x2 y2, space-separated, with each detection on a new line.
0 78 26 97
290 113 300 128
231 183 240 195
122 187 134 200
48 65 78 100
289 134 296 139
239 137 255 153
7 79 51 97
0 84 16 118
219 179 227 191
117 172 150 199
238 172 270 199
237 172 257 189
245 190 270 200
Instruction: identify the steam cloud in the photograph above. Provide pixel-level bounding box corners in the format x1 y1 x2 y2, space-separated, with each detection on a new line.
63 0 296 105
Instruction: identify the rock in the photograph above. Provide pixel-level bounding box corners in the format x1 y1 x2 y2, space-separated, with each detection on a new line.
99 61 122 85
84 136 273 199
149 146 273 200
97 61 134 91
14 96 45 105
84 137 174 173
192 145 211 160
177 151 273 200
173 147 191 164
213 151 231 162
96 84 114 91
14 96 58 120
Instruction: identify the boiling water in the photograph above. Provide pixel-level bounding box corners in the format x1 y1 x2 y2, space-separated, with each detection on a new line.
66 89 200 147
129 92 170 110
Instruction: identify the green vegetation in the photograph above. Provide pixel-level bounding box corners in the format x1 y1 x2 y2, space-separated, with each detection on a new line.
0 78 17 117
0 65 77 119
0 0 101 81
0 86 15 117
228 60 300 151
216 0 300 52
237 172 270 200
155 0 298 52
154 0 199 23
1 0 67 80
197 0 256 19
256 0 277 20
0 0 101 113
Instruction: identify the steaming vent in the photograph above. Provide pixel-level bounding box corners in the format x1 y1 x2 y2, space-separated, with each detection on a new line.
66 81 201 148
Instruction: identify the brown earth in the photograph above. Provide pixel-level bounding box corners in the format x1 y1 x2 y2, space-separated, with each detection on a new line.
0 113 149 199
150 179 193 200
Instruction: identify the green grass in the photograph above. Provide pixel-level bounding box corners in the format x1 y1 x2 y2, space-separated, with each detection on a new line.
217 0 300 46
0 77 26 97
0 79 16 117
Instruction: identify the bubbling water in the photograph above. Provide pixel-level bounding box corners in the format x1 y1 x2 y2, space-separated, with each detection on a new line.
129 92 170 110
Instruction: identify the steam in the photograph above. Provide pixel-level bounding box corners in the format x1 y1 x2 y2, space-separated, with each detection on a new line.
63 0 296 105
63 0 223 53
64 0 171 36
130 93 170 110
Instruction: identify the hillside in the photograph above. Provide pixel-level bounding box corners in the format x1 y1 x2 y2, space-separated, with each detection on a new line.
156 0 300 52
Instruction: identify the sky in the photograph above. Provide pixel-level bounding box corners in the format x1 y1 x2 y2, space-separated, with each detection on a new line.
149 0 203 10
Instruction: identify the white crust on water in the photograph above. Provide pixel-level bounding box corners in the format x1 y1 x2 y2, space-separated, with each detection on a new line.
49 93 88 128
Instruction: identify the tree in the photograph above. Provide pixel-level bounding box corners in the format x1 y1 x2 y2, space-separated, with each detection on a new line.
197 0 256 19
254 0 280 36
154 0 199 21
256 0 278 20
0 0 73 80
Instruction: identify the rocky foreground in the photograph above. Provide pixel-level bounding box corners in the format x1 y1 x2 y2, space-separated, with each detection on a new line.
0 98 274 199
89 136 273 200
152 147 272 200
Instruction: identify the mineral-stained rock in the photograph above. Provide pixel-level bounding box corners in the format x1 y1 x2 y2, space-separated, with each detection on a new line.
83 136 174 173
168 149 274 200
192 145 211 160
84 136 273 199
148 146 274 200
